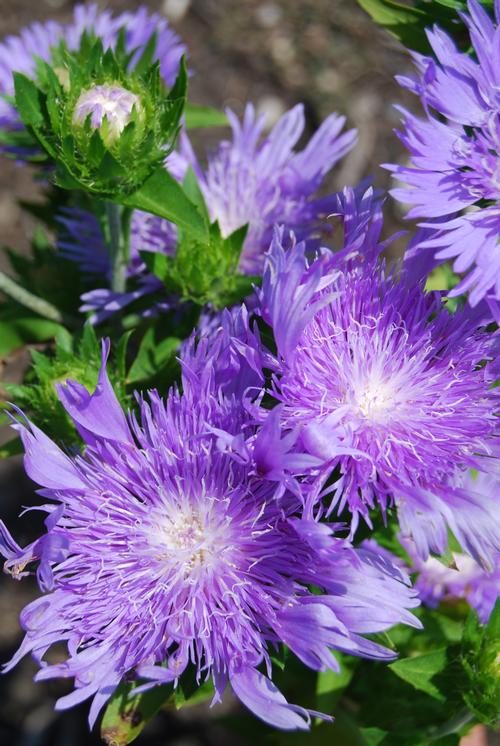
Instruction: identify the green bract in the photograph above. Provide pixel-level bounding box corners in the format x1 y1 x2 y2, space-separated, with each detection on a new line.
141 168 257 308
5 325 130 445
13 31 187 197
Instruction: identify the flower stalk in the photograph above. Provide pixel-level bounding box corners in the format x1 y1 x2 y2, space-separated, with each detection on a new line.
105 202 131 295
0 270 77 327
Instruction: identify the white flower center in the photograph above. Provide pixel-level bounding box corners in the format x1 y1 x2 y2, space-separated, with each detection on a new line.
355 377 396 421
150 506 224 577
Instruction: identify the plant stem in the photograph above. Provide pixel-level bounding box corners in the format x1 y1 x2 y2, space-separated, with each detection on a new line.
106 202 131 295
0 271 77 327
428 708 474 741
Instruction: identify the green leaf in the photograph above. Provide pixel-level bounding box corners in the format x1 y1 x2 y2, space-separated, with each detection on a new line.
127 329 181 384
182 167 210 227
168 55 188 104
184 102 229 129
140 251 171 283
122 167 208 241
13 73 44 127
115 331 133 381
0 322 24 357
361 727 389 745
356 0 431 52
389 649 448 701
357 0 495 52
173 678 215 709
101 682 173 746
225 223 249 259
0 317 63 357
461 602 500 726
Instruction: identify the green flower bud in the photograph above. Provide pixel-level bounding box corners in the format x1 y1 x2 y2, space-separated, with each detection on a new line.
13 32 187 197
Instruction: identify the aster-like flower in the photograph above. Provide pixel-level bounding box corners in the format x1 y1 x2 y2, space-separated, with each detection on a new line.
0 3 185 133
173 102 357 274
386 0 500 316
254 187 500 566
0 342 420 731
402 472 500 624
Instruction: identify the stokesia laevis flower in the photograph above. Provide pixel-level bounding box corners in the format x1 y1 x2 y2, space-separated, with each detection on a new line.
386 0 500 319
402 472 500 624
254 186 500 566
0 341 420 730
0 3 185 133
171 102 357 275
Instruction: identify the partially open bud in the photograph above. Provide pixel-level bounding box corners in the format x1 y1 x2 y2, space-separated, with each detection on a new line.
12 32 187 196
73 83 143 144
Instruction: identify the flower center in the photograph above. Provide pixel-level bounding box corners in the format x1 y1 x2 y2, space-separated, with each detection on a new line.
152 508 218 575
355 379 395 420
73 84 142 143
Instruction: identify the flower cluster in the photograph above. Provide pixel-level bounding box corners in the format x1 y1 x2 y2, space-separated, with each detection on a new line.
0 1 499 740
0 342 420 729
57 103 355 320
198 187 500 567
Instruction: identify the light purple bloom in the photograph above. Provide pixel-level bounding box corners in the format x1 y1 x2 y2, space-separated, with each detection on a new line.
0 3 185 132
254 187 500 566
172 103 357 274
412 549 500 625
386 0 500 315
72 84 143 143
0 341 420 731
401 474 500 623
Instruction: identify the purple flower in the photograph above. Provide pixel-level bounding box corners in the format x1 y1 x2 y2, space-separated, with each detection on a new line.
401 472 500 623
412 549 500 625
172 103 357 274
0 3 185 132
254 187 500 566
0 341 420 730
386 0 500 314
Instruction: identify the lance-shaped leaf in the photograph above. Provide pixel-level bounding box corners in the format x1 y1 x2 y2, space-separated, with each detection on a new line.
389 648 456 702
13 73 45 127
461 601 500 727
184 102 229 129
127 329 181 384
122 167 208 241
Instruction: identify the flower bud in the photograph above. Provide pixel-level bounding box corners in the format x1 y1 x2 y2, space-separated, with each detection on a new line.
73 83 143 144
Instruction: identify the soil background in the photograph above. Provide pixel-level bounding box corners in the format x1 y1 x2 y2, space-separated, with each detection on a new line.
0 2 495 745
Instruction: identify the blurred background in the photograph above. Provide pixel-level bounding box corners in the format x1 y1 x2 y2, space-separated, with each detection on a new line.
1 2 493 745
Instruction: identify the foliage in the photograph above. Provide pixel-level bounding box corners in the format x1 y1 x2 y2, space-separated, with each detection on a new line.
4 325 130 444
356 0 494 52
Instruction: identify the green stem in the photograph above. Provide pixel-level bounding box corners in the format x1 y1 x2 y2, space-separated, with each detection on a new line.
106 202 131 295
0 271 77 327
428 708 475 741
